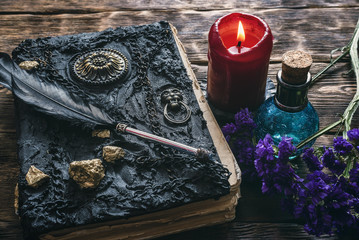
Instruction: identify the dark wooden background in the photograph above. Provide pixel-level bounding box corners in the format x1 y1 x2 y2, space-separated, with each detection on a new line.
0 1 358 239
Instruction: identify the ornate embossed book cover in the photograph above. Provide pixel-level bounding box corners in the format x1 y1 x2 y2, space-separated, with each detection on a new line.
1 21 240 239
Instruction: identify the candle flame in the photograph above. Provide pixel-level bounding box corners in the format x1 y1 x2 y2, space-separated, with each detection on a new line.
237 21 245 43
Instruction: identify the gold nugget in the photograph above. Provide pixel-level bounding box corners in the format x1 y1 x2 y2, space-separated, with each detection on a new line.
19 61 39 71
69 159 105 189
25 165 50 188
92 129 111 138
103 146 125 163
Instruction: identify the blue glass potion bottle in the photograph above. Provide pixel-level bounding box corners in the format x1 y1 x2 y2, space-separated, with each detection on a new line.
255 50 319 149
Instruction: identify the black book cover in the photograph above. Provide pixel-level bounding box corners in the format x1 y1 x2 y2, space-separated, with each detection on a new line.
9 21 231 238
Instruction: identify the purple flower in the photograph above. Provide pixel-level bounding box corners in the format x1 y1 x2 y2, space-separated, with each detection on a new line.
324 177 356 233
350 163 359 183
322 147 346 176
254 135 275 188
221 123 237 137
295 170 359 236
234 138 255 162
353 198 359 216
293 188 307 218
348 128 359 146
255 134 274 162
255 134 301 195
349 163 359 194
295 171 333 236
333 136 353 155
302 204 333 236
222 110 359 237
302 148 323 172
326 177 351 210
221 109 258 181
305 171 331 205
233 138 257 180
277 136 296 162
234 108 256 134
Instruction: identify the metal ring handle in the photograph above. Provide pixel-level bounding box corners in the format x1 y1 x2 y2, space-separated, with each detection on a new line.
163 101 191 124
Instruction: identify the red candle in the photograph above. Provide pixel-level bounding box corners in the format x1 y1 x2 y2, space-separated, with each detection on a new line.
207 13 273 112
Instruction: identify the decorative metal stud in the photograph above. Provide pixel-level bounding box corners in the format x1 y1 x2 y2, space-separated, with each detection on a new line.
161 88 191 124
69 48 128 85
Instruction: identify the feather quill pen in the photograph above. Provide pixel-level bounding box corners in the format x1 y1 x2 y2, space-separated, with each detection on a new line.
0 52 208 157
0 52 116 128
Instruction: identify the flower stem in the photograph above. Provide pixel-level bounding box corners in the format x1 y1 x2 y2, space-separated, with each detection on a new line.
343 156 354 179
310 48 350 86
296 119 343 149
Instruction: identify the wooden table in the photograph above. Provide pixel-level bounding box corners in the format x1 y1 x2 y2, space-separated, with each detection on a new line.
0 1 358 239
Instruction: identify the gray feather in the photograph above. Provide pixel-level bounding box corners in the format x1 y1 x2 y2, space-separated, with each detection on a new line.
0 52 116 128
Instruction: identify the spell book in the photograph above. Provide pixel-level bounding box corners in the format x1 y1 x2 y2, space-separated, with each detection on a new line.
0 21 240 239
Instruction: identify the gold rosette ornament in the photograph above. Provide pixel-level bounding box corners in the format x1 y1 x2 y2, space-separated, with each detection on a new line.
70 48 128 85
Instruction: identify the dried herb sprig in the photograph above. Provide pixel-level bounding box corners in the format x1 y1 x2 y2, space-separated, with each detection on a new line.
297 19 359 149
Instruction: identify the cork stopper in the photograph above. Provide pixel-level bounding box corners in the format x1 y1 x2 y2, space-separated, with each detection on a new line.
281 50 312 85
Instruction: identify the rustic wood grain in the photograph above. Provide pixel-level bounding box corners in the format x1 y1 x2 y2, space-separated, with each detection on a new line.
0 8 358 62
0 0 358 12
158 222 337 240
0 0 359 239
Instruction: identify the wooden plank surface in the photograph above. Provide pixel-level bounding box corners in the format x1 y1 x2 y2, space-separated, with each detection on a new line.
0 0 358 239
0 0 358 12
0 8 358 62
